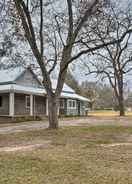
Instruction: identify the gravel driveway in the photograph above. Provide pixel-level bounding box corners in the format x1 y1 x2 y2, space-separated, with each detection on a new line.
0 116 132 134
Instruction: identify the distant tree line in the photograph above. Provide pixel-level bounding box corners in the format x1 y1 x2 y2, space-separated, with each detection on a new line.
66 70 132 112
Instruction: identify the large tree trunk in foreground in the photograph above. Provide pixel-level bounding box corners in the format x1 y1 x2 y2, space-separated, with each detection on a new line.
48 95 59 129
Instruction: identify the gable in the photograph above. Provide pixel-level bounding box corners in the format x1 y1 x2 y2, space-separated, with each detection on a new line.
0 67 25 84
15 69 42 88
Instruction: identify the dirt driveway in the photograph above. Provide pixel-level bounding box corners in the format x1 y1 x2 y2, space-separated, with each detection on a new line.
60 116 132 126
0 116 132 134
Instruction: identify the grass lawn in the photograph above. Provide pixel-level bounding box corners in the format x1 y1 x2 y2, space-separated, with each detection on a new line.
1 125 132 183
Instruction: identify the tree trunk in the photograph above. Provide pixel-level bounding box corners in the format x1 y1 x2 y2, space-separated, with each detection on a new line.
118 96 125 116
118 81 125 116
48 95 59 129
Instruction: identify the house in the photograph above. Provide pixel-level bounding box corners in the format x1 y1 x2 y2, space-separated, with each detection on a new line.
0 66 90 120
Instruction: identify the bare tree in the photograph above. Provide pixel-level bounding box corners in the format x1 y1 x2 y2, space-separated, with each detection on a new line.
85 4 132 116
11 0 132 128
81 81 100 109
65 70 82 95
0 0 31 67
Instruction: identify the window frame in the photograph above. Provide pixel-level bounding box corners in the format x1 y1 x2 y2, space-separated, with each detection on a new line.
67 99 77 109
25 95 30 109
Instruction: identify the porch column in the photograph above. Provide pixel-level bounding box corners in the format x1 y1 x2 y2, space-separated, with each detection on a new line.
46 98 48 116
57 101 60 116
57 108 60 116
9 93 14 116
30 94 33 116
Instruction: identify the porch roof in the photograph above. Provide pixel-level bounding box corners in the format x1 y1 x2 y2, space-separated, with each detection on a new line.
0 84 46 96
61 92 90 102
0 84 90 102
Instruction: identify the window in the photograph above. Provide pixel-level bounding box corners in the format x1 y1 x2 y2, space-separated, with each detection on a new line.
25 96 30 108
60 99 65 109
67 100 76 109
0 96 2 107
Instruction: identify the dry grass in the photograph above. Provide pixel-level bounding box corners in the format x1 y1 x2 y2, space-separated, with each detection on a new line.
89 110 132 117
0 125 132 183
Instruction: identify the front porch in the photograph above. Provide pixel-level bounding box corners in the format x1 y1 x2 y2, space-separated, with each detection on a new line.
0 93 47 117
0 92 87 122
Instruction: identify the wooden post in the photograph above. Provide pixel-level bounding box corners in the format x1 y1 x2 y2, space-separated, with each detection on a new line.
57 102 60 116
57 108 60 116
46 98 48 116
9 93 15 116
30 94 33 116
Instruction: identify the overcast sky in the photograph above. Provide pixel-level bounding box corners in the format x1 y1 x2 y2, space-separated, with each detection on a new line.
72 0 132 89
0 0 132 89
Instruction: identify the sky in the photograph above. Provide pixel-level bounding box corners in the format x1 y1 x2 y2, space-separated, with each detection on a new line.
72 0 132 88
0 0 132 89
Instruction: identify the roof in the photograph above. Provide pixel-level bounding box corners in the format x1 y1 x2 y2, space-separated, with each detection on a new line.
0 84 90 101
0 67 25 84
0 67 90 102
0 67 75 93
51 79 75 93
0 84 46 96
61 92 90 102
